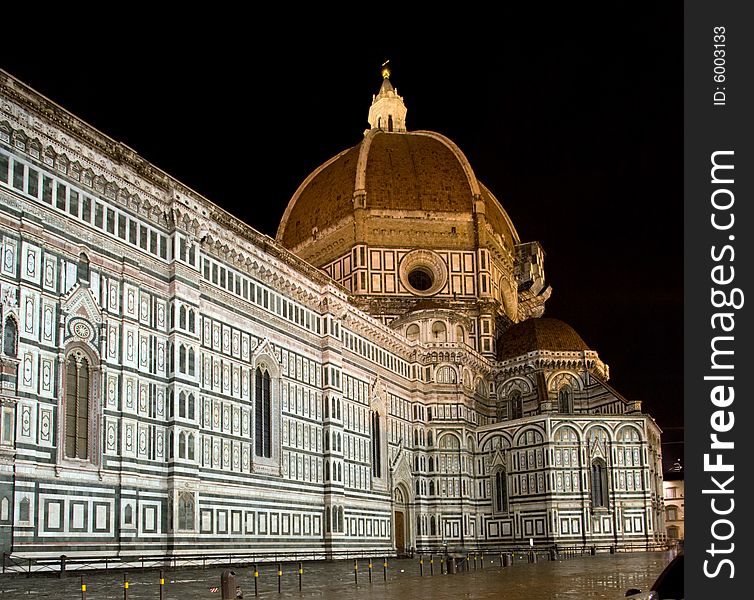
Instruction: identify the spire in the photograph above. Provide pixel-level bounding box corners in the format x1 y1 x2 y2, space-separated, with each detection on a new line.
367 60 407 133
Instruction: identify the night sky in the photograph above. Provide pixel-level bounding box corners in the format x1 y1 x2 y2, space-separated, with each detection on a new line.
2 9 683 467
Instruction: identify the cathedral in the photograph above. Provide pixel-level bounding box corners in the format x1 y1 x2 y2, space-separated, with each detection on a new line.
0 66 665 560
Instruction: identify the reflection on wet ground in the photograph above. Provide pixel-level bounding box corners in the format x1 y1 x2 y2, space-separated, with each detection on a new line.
0 551 675 599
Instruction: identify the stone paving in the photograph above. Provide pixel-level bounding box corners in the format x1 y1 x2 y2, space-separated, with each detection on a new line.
0 551 676 599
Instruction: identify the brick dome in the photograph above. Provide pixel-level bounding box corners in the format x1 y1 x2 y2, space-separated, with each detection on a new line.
276 128 519 265
497 318 590 361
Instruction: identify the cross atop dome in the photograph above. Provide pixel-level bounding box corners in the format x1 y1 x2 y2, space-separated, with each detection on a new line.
368 60 407 133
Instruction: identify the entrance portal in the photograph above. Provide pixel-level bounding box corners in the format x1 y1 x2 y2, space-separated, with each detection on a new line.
394 510 405 554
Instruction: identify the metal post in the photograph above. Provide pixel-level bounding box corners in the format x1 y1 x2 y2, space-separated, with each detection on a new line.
253 563 259 597
353 559 358 585
277 563 282 593
80 576 86 600
499 553 503 567
27 557 32 578
429 555 434 576
123 573 129 600
368 559 372 582
480 552 484 570
159 569 165 600
383 557 387 581
298 562 303 591
419 554 423 576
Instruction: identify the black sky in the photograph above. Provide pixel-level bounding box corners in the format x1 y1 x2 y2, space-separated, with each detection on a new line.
2 9 683 466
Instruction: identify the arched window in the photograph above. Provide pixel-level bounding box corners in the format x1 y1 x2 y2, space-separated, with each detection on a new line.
558 385 573 413
188 434 195 461
324 395 329 419
78 252 89 283
123 504 133 525
591 459 609 508
493 469 509 513
3 318 17 357
179 306 187 330
429 480 435 495
415 480 420 495
431 321 447 342
509 390 523 420
338 507 344 532
19 497 30 522
177 492 195 531
255 367 272 458
188 394 195 420
371 411 382 478
188 309 195 332
65 353 90 459
406 324 420 342
179 391 186 418
430 515 437 535
188 348 195 377
456 325 465 344
337 463 342 481
178 432 186 458
325 507 331 533
179 345 186 373
325 461 331 481
388 115 393 132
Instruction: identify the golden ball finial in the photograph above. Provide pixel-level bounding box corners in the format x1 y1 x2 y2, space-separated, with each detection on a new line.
381 60 391 79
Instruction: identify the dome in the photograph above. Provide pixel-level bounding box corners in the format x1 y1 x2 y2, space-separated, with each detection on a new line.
276 128 519 263
497 318 590 361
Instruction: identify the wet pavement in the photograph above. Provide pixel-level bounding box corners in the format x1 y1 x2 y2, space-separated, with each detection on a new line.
0 551 675 599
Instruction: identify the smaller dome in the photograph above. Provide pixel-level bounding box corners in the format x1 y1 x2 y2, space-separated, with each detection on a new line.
497 318 590 361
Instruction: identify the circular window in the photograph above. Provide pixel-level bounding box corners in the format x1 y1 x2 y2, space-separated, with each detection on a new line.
399 250 447 296
408 268 433 291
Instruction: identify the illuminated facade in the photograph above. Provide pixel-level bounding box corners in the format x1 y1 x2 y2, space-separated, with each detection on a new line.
0 68 664 559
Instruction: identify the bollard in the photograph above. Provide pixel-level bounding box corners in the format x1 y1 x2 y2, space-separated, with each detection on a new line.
80 576 86 600
499 553 504 567
221 570 236 600
480 553 484 570
383 557 388 581
353 559 358 585
503 553 512 567
59 554 67 578
429 555 434 576
419 554 423 576
27 557 32 578
159 569 165 600
590 546 596 556
298 562 303 591
123 573 129 600
277 563 282 594
368 559 373 582
473 554 477 571
253 564 259 597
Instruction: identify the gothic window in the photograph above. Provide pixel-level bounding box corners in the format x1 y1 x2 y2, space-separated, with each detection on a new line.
558 385 573 413
590 459 609 508
188 309 195 332
188 394 195 420
338 506 344 532
179 391 186 418
65 352 90 459
124 504 133 525
188 433 195 460
78 252 90 283
325 461 330 481
3 317 17 357
179 306 187 329
493 469 509 513
430 515 437 535
179 345 186 373
325 507 331 533
255 367 272 458
178 432 186 458
188 348 195 377
509 390 523 420
371 411 382 478
177 492 195 531
324 395 329 419
429 480 435 495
